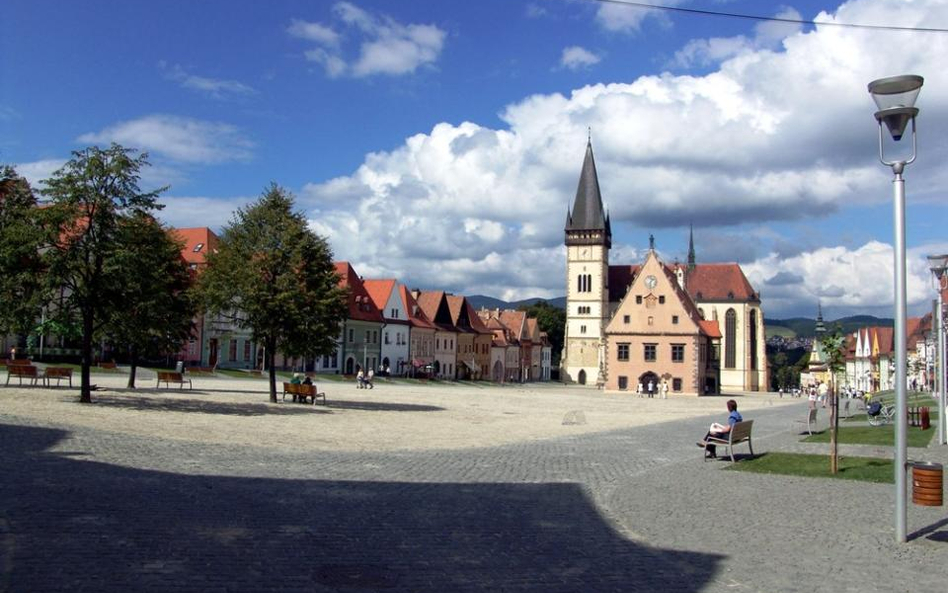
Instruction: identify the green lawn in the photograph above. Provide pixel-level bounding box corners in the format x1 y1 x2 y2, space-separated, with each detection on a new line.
802 424 935 448
727 452 893 483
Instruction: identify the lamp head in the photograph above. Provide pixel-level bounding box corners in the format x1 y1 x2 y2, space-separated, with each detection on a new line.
928 254 948 275
868 75 923 141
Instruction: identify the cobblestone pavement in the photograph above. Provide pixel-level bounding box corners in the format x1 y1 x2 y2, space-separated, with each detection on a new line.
1 398 946 592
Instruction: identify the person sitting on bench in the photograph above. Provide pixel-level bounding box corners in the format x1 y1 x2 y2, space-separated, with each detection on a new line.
697 399 742 459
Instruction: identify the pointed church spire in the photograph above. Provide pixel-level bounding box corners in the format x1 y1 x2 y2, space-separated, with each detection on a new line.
815 301 826 335
565 139 611 248
687 224 696 270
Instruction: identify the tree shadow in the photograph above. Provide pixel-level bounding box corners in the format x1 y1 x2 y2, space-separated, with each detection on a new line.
325 400 445 412
84 395 326 417
0 423 723 592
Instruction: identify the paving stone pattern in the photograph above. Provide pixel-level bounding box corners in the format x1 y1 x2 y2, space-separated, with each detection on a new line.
1 400 946 592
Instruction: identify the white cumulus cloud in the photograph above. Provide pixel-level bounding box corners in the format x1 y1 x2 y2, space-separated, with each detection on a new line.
289 2 446 78
560 46 601 70
78 115 253 164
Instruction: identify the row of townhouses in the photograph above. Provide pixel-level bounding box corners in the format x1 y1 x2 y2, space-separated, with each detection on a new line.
802 300 945 393
173 228 552 382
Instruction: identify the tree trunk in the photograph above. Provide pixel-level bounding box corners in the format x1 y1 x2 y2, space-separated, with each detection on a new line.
829 375 838 474
127 346 138 389
79 310 94 403
267 338 277 403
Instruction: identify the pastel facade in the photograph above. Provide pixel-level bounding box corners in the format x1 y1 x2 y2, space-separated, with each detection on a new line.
335 262 384 375
415 290 458 380
364 279 411 375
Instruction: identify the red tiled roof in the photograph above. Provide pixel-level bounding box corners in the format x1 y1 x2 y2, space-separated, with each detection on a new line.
873 327 894 356
416 290 456 331
698 320 722 338
334 262 385 323
466 301 492 335
171 227 219 266
499 310 527 341
681 263 757 302
399 285 437 330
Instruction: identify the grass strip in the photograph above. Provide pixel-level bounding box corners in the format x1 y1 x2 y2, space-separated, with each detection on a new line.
802 424 936 448
727 452 893 483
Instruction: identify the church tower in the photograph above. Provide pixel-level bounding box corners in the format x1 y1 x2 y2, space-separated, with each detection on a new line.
562 140 611 385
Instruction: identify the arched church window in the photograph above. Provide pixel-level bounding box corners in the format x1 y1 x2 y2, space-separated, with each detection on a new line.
725 309 737 369
750 309 758 370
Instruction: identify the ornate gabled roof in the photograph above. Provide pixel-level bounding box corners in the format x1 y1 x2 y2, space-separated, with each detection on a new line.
565 141 612 247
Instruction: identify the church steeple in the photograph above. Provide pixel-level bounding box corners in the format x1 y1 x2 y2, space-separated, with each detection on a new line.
687 224 696 271
815 301 826 335
565 140 611 248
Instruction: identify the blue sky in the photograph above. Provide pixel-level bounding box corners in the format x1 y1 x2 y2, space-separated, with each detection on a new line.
3 0 947 319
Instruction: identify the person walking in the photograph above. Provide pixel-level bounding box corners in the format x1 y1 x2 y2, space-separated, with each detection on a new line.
817 381 828 408
356 368 365 389
647 380 655 398
366 368 375 390
661 380 669 399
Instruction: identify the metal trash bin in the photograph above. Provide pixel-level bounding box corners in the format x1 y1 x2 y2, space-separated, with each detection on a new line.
912 462 943 507
175 360 184 373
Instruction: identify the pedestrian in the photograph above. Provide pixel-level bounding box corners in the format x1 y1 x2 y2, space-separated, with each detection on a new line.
647 380 655 398
807 385 817 409
366 368 375 390
356 368 364 389
779 387 784 398
636 381 643 397
817 381 828 408
661 380 668 399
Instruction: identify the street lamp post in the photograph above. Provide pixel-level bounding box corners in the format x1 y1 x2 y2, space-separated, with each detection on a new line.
869 74 923 543
928 254 948 447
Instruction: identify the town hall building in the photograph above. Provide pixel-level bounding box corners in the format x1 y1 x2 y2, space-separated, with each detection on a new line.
561 141 768 395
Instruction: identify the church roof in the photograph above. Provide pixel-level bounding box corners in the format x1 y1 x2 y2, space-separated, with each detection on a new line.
681 263 758 302
565 141 611 244
698 320 722 338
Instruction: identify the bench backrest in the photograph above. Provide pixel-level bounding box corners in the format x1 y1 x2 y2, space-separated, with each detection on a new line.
10 365 38 377
158 371 183 381
730 420 753 442
5 359 32 367
45 367 72 378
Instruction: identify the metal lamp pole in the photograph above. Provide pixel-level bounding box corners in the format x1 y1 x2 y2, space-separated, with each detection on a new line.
869 74 923 543
929 255 948 446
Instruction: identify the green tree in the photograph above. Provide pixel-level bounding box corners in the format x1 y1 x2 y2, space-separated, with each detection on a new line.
40 144 165 402
198 184 348 402
519 300 565 367
103 213 195 389
0 166 47 338
820 326 848 474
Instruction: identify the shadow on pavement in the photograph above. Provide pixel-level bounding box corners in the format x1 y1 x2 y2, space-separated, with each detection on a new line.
78 395 326 417
326 400 445 412
0 423 723 592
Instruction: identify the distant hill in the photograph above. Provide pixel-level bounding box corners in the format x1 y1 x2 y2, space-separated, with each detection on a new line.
766 315 894 338
467 295 567 311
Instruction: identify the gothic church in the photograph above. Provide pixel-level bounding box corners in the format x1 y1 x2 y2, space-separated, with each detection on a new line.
562 142 768 394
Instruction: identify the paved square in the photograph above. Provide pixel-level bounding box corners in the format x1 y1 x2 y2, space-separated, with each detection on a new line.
1 372 946 592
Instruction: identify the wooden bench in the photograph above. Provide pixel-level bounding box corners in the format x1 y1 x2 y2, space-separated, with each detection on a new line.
98 361 118 370
282 382 326 406
703 420 754 463
5 365 43 386
44 367 73 387
156 371 192 389
2 359 32 367
793 408 819 435
186 366 216 375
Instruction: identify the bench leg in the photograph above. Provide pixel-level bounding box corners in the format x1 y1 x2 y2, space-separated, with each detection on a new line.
747 438 754 458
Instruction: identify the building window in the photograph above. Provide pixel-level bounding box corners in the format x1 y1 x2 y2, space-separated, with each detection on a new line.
698 308 705 319
623 315 630 324
725 309 737 368
365 330 370 343
659 296 665 304
750 309 759 371
617 343 630 361
672 344 685 362
228 339 237 362
372 331 378 344
384 331 390 345
648 316 654 326
193 242 204 252
636 295 643 304
348 329 354 342
673 378 682 391
581 325 587 334
243 341 251 361
618 376 628 390
672 315 679 324
644 343 656 362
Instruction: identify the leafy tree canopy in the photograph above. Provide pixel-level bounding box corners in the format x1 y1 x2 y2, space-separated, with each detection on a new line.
519 300 565 365
0 166 47 335
198 183 348 401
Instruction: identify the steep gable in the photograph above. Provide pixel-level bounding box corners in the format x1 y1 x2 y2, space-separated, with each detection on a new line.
606 251 702 335
334 262 385 323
